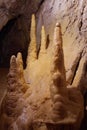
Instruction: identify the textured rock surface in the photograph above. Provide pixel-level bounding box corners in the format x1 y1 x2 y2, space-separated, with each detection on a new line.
0 15 84 130
0 0 43 30
0 0 43 67
36 0 87 94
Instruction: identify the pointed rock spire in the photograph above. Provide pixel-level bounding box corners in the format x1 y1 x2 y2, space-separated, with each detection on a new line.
27 14 37 64
50 23 67 101
7 55 17 91
39 26 46 56
16 52 28 93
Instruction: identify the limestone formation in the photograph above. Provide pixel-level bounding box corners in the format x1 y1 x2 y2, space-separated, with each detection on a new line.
0 56 22 129
27 14 37 64
45 23 84 130
1 0 87 92
36 0 87 95
0 14 84 130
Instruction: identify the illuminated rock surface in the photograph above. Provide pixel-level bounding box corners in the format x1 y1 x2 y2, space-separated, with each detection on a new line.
36 0 87 95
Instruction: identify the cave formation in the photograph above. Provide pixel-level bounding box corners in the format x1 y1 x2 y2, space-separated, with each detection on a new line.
0 0 87 130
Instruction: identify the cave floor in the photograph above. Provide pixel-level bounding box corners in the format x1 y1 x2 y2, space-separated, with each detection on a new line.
0 68 8 105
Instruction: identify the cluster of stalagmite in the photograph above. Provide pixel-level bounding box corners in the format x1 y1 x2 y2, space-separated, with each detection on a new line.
0 53 30 129
48 23 84 130
8 53 28 93
0 14 84 130
50 23 68 120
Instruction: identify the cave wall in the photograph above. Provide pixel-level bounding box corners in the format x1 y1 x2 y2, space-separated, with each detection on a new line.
0 0 43 67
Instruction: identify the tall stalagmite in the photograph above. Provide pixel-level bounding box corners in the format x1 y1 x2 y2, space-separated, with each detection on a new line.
0 14 84 130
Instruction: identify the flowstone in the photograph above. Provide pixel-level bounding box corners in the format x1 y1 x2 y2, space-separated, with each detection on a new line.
0 15 84 130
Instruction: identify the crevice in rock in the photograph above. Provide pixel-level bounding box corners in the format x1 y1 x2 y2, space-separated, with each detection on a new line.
79 20 83 32
71 52 82 85
36 0 45 13
78 4 85 33
39 0 45 7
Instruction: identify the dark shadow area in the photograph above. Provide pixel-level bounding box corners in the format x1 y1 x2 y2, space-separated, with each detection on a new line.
80 91 87 130
0 16 29 68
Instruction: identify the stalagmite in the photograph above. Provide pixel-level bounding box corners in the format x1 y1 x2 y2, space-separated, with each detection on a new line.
0 56 23 130
16 52 28 93
0 54 31 130
50 23 68 121
46 23 84 130
27 14 37 64
39 26 47 57
50 23 66 96
7 55 18 91
0 14 84 130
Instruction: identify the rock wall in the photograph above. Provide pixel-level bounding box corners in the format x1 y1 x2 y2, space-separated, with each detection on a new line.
0 0 43 67
0 0 44 30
